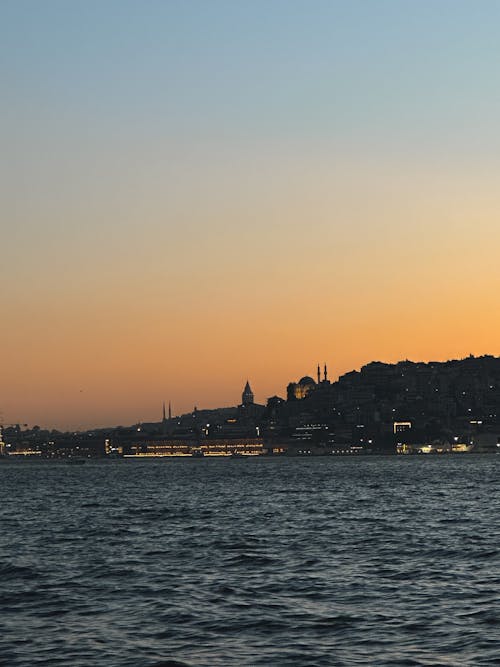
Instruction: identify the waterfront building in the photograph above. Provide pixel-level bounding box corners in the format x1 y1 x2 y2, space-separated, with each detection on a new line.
123 437 265 457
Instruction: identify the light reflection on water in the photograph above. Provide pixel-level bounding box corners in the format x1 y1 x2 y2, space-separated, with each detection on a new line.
1 455 500 666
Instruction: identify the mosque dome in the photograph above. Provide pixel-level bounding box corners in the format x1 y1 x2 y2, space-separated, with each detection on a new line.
299 376 316 386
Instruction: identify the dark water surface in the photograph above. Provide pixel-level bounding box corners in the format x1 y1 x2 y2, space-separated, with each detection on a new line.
1 455 500 666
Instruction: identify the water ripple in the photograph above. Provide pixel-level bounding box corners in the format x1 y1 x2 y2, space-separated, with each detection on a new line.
1 455 500 665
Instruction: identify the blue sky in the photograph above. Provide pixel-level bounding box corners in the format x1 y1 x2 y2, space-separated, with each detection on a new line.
3 1 500 151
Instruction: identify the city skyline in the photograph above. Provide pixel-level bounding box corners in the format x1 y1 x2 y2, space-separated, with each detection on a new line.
2 1 500 429
2 353 498 432
3 352 499 459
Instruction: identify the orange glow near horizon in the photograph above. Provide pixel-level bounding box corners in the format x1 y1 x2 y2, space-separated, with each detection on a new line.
4 157 500 429
3 252 499 430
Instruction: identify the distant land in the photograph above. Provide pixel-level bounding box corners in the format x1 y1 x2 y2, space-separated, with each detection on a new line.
2 355 499 458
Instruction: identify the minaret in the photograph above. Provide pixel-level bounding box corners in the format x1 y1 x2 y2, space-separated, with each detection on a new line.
168 401 172 420
317 364 321 384
324 363 327 382
242 380 254 406
161 401 167 435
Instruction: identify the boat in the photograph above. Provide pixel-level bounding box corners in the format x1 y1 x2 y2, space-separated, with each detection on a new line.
191 449 205 458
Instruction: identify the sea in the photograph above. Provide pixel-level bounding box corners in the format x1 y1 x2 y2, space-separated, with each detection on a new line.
1 455 500 667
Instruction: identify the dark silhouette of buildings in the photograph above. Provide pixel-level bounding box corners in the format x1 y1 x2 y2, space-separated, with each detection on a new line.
265 355 500 454
3 357 499 457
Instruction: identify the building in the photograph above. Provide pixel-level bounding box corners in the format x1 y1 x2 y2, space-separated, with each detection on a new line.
287 375 317 400
242 381 254 406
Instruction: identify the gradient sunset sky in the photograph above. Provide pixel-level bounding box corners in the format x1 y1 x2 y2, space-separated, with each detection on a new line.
2 1 500 429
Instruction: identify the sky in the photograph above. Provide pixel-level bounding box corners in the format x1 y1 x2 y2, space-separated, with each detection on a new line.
2 0 500 429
